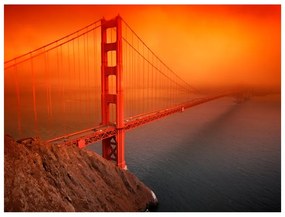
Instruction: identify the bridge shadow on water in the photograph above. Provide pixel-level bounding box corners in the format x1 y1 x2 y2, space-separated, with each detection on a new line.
140 100 242 211
135 98 280 212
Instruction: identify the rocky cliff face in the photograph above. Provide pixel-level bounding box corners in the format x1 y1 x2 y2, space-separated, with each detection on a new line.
4 135 157 212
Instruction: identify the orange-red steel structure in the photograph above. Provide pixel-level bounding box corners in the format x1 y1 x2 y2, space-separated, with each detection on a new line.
5 15 245 170
101 16 126 169
45 16 241 169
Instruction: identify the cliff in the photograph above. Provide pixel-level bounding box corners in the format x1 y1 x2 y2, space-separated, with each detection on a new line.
4 135 157 212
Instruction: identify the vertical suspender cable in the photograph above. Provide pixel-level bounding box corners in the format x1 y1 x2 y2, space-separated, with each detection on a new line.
44 50 50 117
125 27 128 117
77 34 82 115
67 39 71 128
83 33 86 117
131 30 134 117
30 54 38 134
13 64 22 136
86 30 91 122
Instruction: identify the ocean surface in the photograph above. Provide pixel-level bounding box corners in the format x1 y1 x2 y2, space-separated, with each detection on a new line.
89 94 281 211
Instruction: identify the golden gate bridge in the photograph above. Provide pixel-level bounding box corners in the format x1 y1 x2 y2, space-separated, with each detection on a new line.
4 15 241 169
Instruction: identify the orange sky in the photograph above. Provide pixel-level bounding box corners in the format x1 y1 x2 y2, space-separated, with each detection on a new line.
4 5 281 91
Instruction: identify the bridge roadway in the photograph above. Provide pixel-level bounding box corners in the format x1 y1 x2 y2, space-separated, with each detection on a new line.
46 93 232 148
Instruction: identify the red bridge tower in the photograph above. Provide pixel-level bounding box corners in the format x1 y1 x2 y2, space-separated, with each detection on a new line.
101 16 126 169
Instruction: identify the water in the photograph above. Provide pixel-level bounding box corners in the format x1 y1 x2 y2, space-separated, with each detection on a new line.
90 94 281 211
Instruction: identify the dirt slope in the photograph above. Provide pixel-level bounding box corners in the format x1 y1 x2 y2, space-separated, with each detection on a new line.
4 135 157 212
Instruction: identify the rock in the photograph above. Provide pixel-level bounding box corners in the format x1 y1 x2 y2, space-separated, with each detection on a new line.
4 135 157 211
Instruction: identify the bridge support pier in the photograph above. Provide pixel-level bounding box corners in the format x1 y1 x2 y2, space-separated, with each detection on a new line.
101 16 126 169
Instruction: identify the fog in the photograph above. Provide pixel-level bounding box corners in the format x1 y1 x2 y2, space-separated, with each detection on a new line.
5 5 280 92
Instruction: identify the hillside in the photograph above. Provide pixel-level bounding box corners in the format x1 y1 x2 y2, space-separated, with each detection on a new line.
4 135 157 211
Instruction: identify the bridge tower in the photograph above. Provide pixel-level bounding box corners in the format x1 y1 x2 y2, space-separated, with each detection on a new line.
101 16 126 169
